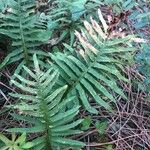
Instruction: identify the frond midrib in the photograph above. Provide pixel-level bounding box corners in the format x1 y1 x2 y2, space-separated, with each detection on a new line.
65 51 101 98
18 0 28 65
37 80 52 150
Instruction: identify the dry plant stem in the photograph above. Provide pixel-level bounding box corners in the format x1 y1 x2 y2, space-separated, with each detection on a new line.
0 82 15 93
86 133 147 147
0 90 9 102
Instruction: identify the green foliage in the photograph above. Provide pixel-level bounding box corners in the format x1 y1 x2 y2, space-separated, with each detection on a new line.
102 0 138 14
46 0 100 46
0 0 51 70
50 9 134 114
129 4 150 32
95 120 108 135
81 116 92 131
59 0 87 21
129 1 150 92
136 44 150 92
106 145 113 150
7 54 84 150
0 133 34 150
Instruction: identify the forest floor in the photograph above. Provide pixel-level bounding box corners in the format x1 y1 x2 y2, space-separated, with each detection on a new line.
0 0 150 150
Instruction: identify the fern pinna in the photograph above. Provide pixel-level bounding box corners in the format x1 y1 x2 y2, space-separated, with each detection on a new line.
7 54 85 150
50 9 135 114
0 0 50 69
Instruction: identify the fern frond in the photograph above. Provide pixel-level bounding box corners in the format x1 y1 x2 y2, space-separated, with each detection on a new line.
0 133 34 150
0 0 50 69
7 54 85 150
103 0 138 12
46 0 100 46
50 9 135 114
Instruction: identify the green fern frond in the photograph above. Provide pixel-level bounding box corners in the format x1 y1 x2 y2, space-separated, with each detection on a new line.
7 54 85 150
0 0 50 69
46 0 100 46
0 133 34 150
103 0 138 13
50 9 135 114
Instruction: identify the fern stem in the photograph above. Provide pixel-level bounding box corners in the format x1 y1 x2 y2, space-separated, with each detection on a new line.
38 82 52 150
18 0 29 65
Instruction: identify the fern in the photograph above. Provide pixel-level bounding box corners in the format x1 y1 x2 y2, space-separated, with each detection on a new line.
7 54 85 150
50 9 135 114
136 44 150 92
129 2 150 92
0 0 50 70
46 0 100 46
47 0 85 46
102 0 138 14
0 133 34 150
